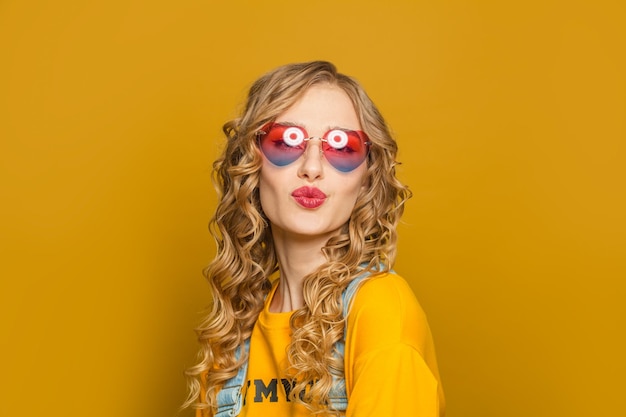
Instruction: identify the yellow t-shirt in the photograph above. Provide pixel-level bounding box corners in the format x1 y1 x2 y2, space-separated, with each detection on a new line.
237 272 445 417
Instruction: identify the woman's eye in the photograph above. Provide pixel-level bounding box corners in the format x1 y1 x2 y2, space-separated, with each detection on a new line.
326 130 349 149
282 127 306 147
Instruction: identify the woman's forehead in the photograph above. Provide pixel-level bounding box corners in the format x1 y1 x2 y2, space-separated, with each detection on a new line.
274 85 361 132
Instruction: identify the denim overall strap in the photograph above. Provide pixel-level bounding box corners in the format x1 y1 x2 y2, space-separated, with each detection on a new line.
328 268 373 411
215 338 250 417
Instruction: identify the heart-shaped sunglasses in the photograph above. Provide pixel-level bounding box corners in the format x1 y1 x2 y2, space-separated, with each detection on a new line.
257 123 371 172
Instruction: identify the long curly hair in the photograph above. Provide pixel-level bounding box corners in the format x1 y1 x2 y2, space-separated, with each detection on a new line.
184 61 411 415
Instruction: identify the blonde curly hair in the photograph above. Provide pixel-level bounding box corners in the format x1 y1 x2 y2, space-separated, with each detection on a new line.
185 61 411 415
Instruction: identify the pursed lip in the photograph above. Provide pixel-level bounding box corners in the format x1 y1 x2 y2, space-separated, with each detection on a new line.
291 186 327 208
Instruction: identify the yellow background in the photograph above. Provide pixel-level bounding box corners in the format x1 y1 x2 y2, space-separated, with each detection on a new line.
1 1 624 416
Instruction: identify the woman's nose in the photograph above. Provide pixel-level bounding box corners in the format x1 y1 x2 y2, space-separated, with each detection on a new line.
297 138 324 181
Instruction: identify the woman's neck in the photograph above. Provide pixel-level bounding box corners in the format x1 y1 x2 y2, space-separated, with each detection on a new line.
269 230 331 313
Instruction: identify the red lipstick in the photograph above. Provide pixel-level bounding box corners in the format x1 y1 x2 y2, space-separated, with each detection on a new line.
291 186 327 209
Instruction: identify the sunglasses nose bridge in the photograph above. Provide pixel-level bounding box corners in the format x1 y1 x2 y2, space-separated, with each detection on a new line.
303 136 325 156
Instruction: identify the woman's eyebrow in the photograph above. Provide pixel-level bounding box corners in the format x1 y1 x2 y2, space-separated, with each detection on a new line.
275 121 304 128
275 121 357 133
328 125 355 132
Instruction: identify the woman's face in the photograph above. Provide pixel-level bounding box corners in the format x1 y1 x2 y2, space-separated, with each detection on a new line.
258 84 368 242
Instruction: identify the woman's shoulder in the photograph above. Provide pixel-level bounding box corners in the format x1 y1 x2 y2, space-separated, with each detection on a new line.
351 271 424 315
344 272 446 415
347 271 433 353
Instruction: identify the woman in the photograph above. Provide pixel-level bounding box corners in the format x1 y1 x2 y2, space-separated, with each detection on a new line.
185 61 445 416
